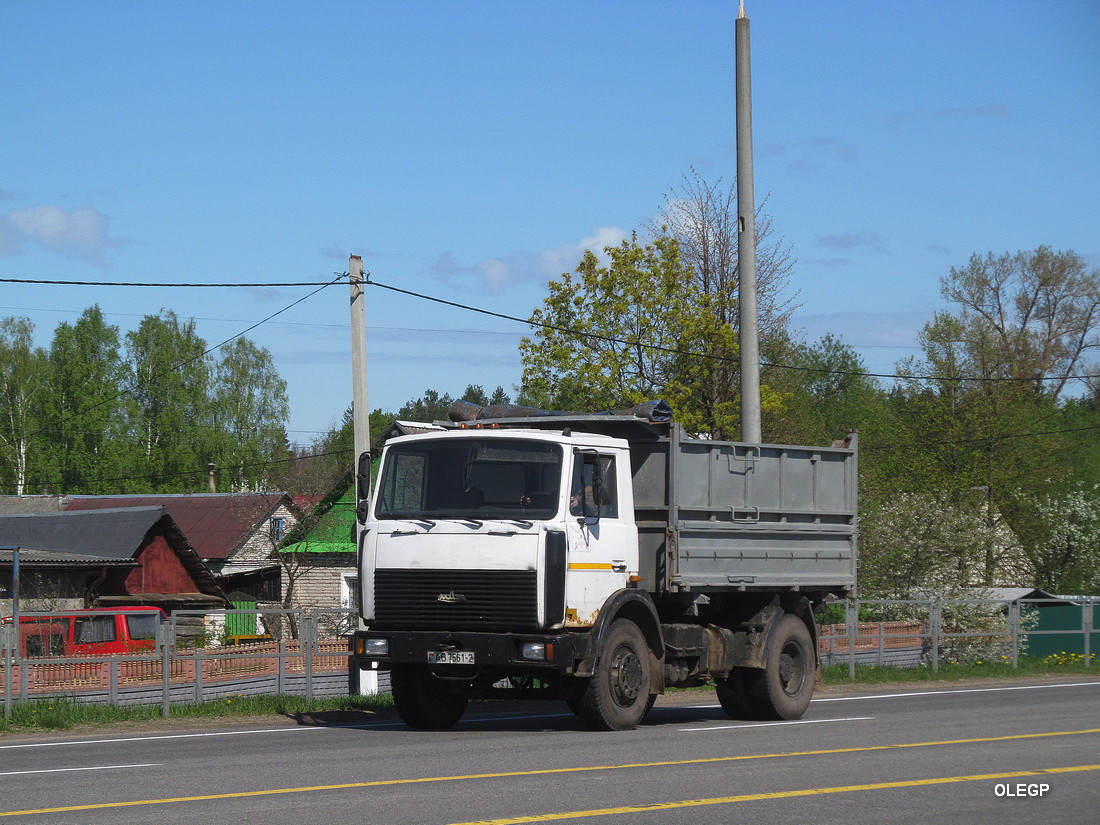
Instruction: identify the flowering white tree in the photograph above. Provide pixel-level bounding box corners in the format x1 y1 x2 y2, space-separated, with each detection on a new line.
858 491 1024 598
856 490 1036 663
1021 484 1100 595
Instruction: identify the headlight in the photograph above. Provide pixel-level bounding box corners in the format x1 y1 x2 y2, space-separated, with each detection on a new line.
520 641 553 661
363 637 389 656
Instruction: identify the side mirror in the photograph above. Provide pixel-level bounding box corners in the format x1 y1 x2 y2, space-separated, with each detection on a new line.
355 451 371 525
590 460 606 509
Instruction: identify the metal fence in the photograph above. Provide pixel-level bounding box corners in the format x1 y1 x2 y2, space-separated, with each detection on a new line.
4 598 1097 717
2 608 370 718
819 597 1099 677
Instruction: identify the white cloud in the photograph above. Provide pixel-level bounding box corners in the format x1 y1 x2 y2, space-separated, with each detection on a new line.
428 226 629 291
0 205 127 268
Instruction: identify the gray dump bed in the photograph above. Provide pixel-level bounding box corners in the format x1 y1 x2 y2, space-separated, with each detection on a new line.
443 411 857 599
630 423 857 597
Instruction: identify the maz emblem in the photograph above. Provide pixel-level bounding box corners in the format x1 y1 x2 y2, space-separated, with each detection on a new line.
437 590 468 604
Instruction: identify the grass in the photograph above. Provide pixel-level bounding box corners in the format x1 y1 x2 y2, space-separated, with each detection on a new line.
0 692 393 735
821 652 1098 685
2 654 1095 735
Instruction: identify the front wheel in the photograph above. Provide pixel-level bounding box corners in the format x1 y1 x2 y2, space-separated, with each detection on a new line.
747 614 815 720
391 664 469 730
574 619 655 731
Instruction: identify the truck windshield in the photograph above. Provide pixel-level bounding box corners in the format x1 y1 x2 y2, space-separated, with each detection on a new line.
375 437 563 521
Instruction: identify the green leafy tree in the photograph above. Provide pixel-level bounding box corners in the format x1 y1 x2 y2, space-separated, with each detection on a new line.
520 235 689 411
521 173 799 439
461 384 490 407
1046 396 1100 488
124 310 213 491
888 247 1100 542
40 306 131 493
397 389 455 423
764 334 888 445
209 338 290 490
938 247 1100 397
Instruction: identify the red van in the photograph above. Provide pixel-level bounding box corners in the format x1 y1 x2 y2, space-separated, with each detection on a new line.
3 607 167 657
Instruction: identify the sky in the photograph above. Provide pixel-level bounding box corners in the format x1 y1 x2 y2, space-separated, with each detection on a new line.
2 1 1098 444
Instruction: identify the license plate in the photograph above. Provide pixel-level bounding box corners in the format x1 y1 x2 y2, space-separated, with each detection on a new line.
427 650 474 665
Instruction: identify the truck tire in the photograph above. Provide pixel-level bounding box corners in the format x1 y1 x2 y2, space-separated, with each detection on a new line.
747 614 814 720
567 692 656 721
715 667 760 720
575 619 655 731
391 664 468 730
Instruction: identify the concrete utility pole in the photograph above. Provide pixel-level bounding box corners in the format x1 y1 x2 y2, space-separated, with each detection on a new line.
348 255 379 696
736 0 762 443
349 255 370 501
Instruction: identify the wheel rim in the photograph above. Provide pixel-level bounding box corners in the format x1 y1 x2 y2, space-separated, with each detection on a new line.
610 644 644 706
778 641 806 697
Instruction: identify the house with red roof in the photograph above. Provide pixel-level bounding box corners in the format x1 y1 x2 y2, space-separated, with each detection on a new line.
62 493 299 603
0 506 227 613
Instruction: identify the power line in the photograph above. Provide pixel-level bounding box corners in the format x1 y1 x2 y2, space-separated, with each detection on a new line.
0 277 332 287
8 270 1099 384
0 303 527 338
364 274 1100 385
23 275 343 442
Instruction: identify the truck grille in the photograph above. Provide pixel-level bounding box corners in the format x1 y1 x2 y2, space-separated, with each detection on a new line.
374 569 538 630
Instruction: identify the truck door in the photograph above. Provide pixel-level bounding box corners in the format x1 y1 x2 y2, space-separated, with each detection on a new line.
564 450 635 626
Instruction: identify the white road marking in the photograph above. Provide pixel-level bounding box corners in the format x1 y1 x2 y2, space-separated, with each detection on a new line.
675 679 1100 714
0 763 161 777
812 680 1100 702
0 726 339 750
680 716 874 732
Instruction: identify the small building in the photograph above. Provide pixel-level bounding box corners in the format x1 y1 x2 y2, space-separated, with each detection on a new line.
62 493 299 604
277 485 357 614
0 507 227 614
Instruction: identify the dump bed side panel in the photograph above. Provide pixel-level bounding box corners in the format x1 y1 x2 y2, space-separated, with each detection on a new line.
633 426 857 595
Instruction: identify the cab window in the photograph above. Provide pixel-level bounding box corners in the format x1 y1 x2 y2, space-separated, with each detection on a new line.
570 454 618 518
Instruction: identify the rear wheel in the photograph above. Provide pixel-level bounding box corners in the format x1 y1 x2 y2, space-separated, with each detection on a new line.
715 667 761 719
575 619 655 731
747 614 815 720
391 664 468 730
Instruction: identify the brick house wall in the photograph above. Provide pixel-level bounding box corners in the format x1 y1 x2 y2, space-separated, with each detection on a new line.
280 552 356 611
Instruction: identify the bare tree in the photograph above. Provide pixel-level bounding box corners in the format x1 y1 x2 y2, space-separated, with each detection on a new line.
648 168 799 345
934 247 1100 398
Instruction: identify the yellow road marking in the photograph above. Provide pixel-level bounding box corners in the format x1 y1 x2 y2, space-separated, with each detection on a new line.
2 727 1098 818
447 764 1100 825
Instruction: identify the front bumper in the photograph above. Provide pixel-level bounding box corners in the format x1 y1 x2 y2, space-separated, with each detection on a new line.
351 629 593 676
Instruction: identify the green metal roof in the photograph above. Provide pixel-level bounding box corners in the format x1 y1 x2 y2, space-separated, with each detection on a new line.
281 491 356 554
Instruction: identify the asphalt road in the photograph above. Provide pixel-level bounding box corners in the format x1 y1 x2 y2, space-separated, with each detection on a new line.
2 677 1098 825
